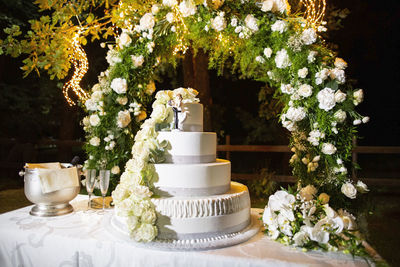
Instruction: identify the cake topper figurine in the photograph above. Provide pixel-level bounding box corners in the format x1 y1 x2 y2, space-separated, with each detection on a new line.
168 94 187 130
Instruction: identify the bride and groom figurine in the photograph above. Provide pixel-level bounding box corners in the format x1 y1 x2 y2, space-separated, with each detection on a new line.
167 94 188 131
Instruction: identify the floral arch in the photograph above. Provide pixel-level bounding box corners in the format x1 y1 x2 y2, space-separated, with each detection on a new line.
83 0 369 241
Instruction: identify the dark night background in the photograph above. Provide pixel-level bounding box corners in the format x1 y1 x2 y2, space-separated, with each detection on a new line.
0 0 400 265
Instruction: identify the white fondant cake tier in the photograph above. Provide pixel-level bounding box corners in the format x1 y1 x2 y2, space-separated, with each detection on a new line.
112 182 251 241
180 103 203 132
157 132 216 164
153 159 231 197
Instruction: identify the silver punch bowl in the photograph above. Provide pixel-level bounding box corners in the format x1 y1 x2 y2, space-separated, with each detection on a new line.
22 163 81 217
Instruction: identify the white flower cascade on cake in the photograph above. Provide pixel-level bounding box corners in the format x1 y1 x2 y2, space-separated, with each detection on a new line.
112 88 199 242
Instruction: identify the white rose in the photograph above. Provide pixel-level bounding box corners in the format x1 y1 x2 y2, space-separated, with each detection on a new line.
139 13 155 31
334 109 347 123
151 103 169 122
353 89 364 105
321 142 337 155
301 28 317 45
330 68 346 84
307 130 324 146
131 55 144 68
315 68 330 85
134 223 157 242
362 116 370 123
230 17 238 27
179 0 196 17
117 110 131 128
111 78 127 94
166 12 175 23
308 51 318 63
261 0 274 12
85 99 97 111
298 84 313 98
285 106 306 122
111 166 120 175
298 67 308 78
264 47 273 58
255 56 265 63
118 32 132 48
92 83 101 92
356 180 369 193
82 116 90 127
106 49 122 66
353 119 361 125
211 15 226 32
280 83 294 95
271 20 287 33
162 0 178 6
89 136 100 146
89 114 100 126
245 14 258 32
91 91 103 102
117 96 128 105
299 185 317 201
275 49 291 69
334 90 346 103
272 0 287 13
334 58 348 70
317 87 336 111
341 182 357 199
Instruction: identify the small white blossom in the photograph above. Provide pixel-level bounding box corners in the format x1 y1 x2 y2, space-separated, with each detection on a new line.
89 114 100 126
334 109 347 123
356 180 369 193
334 58 348 70
211 14 226 32
139 13 155 31
162 0 178 6
264 47 273 58
298 67 308 78
334 90 346 103
301 28 317 45
166 12 175 23
230 17 238 27
281 83 294 95
308 51 318 63
298 84 313 98
285 106 307 122
117 110 132 128
353 119 362 125
317 87 336 111
321 143 337 155
275 49 291 69
89 136 100 146
256 56 265 63
353 89 364 105
179 0 197 17
131 55 144 68
111 78 128 94
330 68 346 84
362 116 370 123
271 20 287 33
245 14 259 32
341 183 357 199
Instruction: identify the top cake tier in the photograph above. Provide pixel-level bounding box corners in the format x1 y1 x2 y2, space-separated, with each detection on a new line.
177 103 203 132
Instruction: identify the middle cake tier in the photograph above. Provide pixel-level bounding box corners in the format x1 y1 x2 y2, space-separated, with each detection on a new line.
154 159 231 197
157 131 216 164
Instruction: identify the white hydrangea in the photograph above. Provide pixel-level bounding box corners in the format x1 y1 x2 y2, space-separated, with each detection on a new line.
330 68 346 84
179 0 196 17
117 110 132 128
315 68 330 85
89 114 100 126
285 106 306 122
211 14 226 32
307 130 325 146
298 84 313 98
106 49 122 66
245 14 259 32
271 20 287 33
301 28 317 45
334 58 348 70
298 67 308 78
275 49 291 69
118 32 132 48
111 78 128 94
334 109 347 123
317 87 336 111
353 89 364 105
139 13 155 31
308 51 318 63
280 83 294 94
89 136 100 146
334 90 346 103
321 143 337 155
264 47 273 58
131 55 144 68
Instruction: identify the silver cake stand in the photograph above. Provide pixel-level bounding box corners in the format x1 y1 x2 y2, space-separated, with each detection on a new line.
103 209 262 251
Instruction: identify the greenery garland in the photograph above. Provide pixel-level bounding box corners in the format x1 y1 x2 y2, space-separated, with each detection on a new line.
82 0 370 250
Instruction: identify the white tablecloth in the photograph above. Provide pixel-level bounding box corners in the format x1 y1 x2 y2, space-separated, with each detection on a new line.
0 195 372 267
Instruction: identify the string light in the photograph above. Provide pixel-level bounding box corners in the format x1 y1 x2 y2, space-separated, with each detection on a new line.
299 0 327 28
62 29 90 106
172 5 189 56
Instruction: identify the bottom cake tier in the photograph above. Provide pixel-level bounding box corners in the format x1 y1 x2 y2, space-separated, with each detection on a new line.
111 182 251 241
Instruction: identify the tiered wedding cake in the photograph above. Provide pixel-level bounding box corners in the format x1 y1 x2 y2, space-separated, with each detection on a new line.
111 90 252 245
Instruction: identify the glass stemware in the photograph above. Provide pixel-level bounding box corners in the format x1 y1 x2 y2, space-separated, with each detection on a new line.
99 169 110 212
85 169 97 211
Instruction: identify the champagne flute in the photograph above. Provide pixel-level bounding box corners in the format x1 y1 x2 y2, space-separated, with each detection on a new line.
99 169 110 212
85 169 97 211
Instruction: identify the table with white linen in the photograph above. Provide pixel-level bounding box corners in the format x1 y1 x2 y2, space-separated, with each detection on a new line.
0 195 372 267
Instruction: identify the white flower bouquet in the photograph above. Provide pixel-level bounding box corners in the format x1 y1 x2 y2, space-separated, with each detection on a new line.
262 186 367 256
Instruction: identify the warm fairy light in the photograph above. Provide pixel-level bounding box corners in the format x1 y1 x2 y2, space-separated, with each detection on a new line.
63 30 89 106
172 5 189 55
300 0 326 28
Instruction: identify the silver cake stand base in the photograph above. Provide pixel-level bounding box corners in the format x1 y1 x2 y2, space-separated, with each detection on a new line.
30 203 74 217
103 209 262 251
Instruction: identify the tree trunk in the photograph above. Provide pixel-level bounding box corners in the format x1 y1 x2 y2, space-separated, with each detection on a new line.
183 48 212 131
